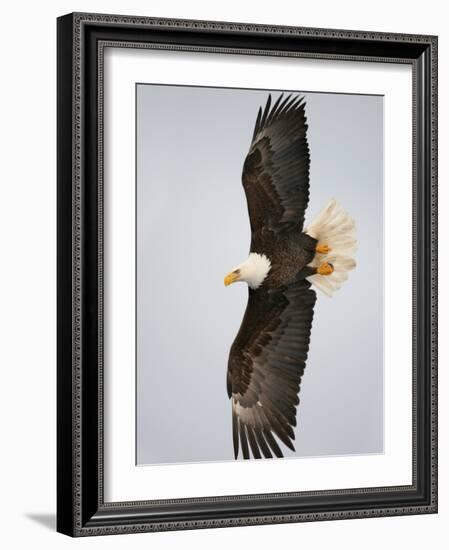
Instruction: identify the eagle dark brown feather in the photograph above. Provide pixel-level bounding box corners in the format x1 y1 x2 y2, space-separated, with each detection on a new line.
242 94 310 234
227 93 318 459
227 281 316 459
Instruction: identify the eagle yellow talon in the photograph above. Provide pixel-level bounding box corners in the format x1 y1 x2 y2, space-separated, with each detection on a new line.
317 261 334 276
316 243 330 254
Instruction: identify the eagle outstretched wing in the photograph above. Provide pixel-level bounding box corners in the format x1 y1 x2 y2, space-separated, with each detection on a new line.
242 94 310 235
227 280 316 459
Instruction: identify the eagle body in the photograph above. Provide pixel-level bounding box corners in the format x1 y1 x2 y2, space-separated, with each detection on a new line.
224 93 357 460
251 228 317 288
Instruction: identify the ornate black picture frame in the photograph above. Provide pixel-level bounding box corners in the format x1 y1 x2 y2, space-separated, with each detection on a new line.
57 12 438 537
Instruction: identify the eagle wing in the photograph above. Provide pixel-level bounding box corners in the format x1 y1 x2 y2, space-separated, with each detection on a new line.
227 280 316 459
242 93 310 235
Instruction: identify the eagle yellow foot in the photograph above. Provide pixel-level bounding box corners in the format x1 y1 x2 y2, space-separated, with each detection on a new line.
316 243 330 254
317 261 334 276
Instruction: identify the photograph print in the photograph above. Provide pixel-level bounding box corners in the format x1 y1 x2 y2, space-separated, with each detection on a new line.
136 84 383 464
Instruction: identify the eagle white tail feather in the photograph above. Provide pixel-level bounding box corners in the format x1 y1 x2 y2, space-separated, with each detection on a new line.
305 198 357 297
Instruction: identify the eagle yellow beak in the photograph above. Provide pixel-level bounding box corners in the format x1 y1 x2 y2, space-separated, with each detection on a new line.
224 271 240 287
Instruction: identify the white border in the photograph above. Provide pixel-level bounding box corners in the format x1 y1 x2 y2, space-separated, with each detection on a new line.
104 47 412 502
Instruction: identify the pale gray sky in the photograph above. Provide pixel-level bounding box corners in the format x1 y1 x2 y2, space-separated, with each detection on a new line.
136 84 384 465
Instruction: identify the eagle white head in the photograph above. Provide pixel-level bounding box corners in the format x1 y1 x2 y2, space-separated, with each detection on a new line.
224 253 271 290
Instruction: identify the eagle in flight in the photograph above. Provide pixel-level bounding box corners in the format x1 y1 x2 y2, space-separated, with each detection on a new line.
224 93 357 460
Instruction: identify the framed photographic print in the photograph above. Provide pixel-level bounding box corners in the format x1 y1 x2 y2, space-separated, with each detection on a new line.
57 12 438 536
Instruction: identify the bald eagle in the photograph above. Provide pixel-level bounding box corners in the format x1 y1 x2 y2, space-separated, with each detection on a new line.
224 94 357 460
